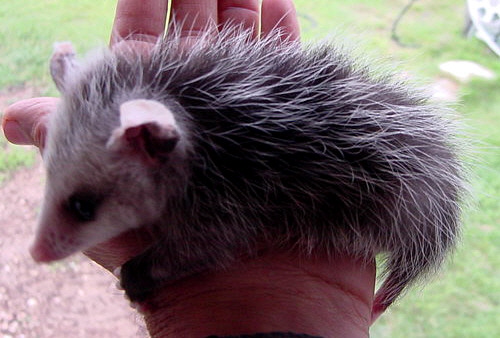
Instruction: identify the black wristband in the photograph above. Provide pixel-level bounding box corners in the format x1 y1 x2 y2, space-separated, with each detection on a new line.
207 333 323 338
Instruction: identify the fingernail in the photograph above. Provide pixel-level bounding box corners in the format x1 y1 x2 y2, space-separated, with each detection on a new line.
3 120 32 145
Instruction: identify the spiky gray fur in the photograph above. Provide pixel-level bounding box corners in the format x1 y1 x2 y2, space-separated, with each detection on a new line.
42 26 465 311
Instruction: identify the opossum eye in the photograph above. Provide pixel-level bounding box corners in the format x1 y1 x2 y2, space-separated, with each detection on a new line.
66 193 99 222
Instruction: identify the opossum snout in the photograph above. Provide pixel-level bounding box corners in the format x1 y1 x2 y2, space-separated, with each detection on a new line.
30 227 82 263
30 238 65 262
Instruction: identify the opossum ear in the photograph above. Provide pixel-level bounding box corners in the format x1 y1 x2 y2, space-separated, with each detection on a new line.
106 99 180 164
50 42 79 93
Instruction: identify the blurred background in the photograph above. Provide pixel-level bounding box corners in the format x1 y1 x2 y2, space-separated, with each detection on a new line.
0 0 499 337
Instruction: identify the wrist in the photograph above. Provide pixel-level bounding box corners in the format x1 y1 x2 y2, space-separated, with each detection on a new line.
142 252 375 338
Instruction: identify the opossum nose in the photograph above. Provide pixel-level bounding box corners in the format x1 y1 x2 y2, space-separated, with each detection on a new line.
29 240 65 263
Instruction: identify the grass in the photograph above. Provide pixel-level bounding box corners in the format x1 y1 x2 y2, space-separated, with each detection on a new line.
0 0 115 89
0 0 116 176
1 0 499 336
0 137 35 182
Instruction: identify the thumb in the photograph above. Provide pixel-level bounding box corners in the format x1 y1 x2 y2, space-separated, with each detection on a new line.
2 97 59 150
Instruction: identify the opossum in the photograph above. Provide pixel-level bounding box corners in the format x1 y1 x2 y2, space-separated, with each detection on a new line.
30 26 465 319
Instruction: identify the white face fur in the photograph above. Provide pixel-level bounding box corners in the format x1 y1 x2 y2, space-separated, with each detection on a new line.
31 158 160 262
31 97 184 262
31 48 186 262
30 42 189 263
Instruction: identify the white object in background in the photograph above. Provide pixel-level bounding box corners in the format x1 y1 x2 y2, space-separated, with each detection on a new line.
466 0 500 56
439 60 496 83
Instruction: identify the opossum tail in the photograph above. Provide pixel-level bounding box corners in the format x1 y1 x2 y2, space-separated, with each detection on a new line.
372 266 414 323
372 242 451 323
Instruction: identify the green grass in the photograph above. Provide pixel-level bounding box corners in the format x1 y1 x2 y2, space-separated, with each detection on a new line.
0 137 35 182
1 0 499 336
0 0 115 89
0 0 116 175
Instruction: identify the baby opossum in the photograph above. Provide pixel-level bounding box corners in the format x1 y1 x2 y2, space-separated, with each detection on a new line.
31 26 465 319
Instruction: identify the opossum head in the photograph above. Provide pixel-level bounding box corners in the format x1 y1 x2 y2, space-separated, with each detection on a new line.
31 44 189 262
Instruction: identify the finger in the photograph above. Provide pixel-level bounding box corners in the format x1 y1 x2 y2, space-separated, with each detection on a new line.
110 0 169 46
261 0 300 41
169 0 218 43
218 0 260 37
2 97 59 150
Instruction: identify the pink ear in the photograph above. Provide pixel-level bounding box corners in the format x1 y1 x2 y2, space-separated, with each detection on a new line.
107 99 181 163
50 42 79 92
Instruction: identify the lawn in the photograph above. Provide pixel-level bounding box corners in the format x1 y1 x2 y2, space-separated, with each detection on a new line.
1 0 499 337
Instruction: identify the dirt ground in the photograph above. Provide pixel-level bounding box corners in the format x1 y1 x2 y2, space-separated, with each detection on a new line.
0 89 147 337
